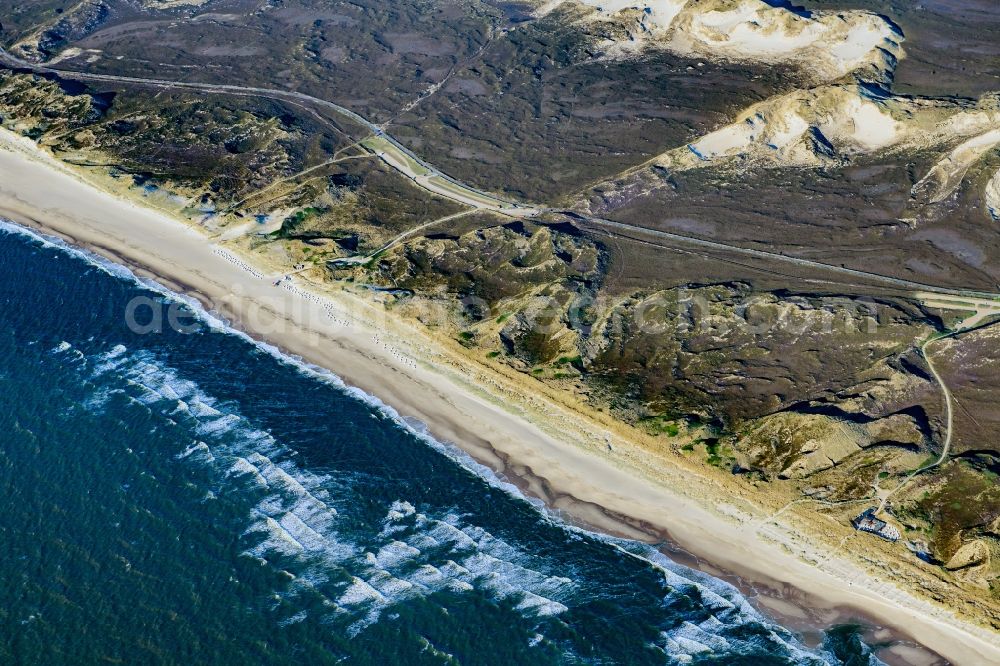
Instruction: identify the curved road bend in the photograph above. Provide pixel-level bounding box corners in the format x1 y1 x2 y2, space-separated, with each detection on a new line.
876 323 993 513
3 48 999 302
6 47 999 510
0 48 526 215
919 334 955 471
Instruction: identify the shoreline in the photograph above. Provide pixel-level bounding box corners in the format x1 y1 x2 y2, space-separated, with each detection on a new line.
0 130 996 664
3 215 933 666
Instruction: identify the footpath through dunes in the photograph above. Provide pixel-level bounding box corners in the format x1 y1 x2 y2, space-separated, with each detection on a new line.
0 48 538 220
874 293 1000 497
2 231 882 665
3 123 1000 666
7 45 993 300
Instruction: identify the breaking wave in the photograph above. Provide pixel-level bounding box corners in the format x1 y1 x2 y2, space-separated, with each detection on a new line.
9 215 885 663
56 341 579 638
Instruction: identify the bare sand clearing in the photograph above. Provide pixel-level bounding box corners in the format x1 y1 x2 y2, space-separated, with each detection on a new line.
679 85 902 168
916 128 1000 204
578 0 901 83
987 168 1000 221
1 129 998 663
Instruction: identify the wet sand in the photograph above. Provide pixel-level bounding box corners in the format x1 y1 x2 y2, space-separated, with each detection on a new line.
0 129 996 664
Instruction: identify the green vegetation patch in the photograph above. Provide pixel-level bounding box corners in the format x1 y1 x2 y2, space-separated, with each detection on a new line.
910 461 1000 561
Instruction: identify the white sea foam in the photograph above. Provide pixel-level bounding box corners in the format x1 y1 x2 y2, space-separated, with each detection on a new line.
188 400 223 418
176 441 214 462
3 219 530 509
76 344 816 652
0 218 137 283
2 216 853 660
409 564 446 587
419 517 479 551
375 540 422 569
386 499 416 520
228 457 269 486
366 570 414 597
245 516 307 557
338 577 386 606
194 413 243 436
277 610 308 626
405 532 440 551
277 512 330 553
515 591 568 616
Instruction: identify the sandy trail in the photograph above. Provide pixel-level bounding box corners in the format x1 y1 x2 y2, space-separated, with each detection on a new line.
0 130 998 664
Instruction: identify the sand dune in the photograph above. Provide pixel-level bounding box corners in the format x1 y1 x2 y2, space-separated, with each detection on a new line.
649 85 1000 173
987 169 1000 221
682 86 897 165
1 127 999 665
576 0 902 83
913 129 1000 204
567 0 999 193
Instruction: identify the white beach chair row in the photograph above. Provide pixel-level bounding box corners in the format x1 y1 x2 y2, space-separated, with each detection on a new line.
213 247 264 280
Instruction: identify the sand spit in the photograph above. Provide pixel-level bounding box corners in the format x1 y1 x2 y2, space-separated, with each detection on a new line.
574 0 902 83
1 128 998 664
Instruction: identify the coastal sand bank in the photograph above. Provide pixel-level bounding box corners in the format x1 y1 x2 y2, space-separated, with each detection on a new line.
0 129 997 664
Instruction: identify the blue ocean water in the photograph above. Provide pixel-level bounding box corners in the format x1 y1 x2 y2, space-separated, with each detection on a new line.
0 220 884 665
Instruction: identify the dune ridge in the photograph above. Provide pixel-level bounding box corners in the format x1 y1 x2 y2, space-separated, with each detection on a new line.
574 0 902 83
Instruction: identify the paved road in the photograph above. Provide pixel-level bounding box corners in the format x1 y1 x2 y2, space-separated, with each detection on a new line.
563 212 1000 298
8 46 1000 489
0 48 534 217
3 47 999 300
916 291 1000 328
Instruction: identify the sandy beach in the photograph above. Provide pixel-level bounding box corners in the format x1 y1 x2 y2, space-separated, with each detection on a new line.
1 128 997 664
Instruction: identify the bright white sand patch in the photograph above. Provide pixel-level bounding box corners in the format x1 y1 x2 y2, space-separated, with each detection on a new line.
938 111 994 137
689 121 758 160
985 169 1000 220
829 17 891 65
580 0 903 83
711 19 821 56
818 96 898 151
651 78 1000 176
694 1 760 33
48 47 83 65
766 113 810 152
915 128 1000 203
692 2 825 54
579 0 688 32
947 129 1000 160
646 0 688 30
676 86 901 168
681 1 899 80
